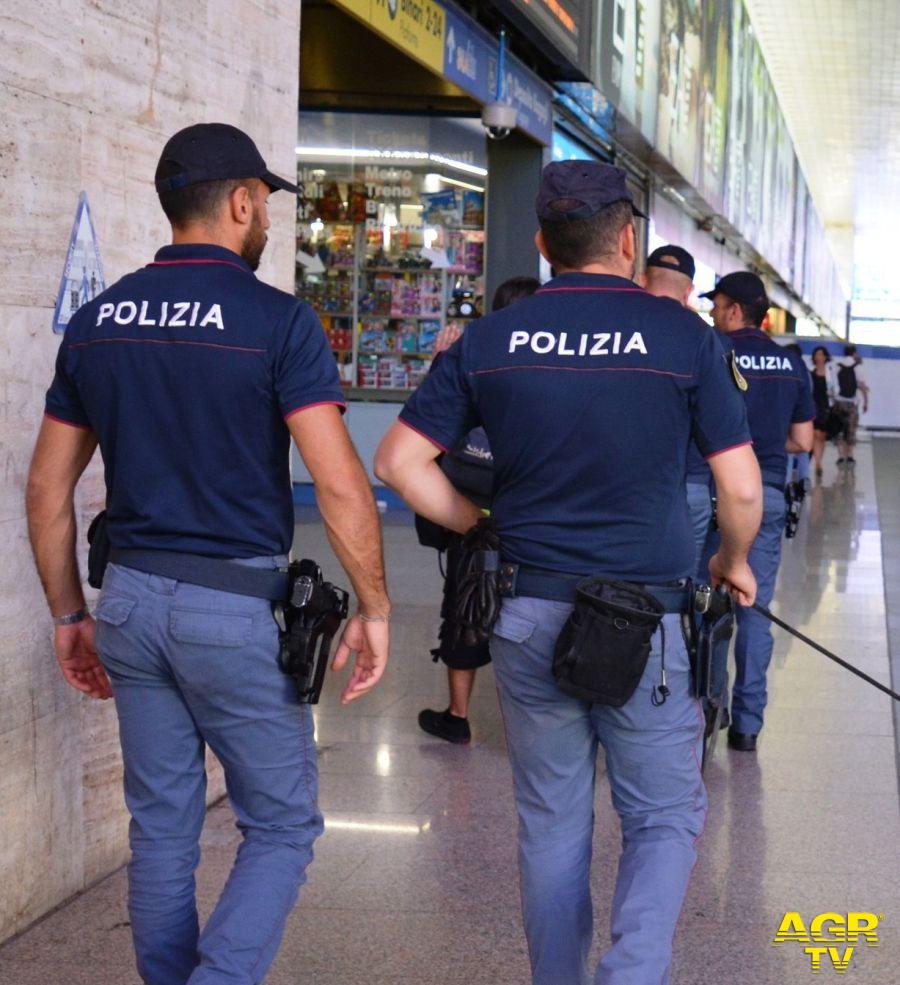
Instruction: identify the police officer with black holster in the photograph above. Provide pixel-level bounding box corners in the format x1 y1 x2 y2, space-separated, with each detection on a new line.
375 160 763 984
26 123 390 985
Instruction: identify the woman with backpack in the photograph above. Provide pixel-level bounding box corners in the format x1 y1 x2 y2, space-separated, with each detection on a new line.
832 343 870 466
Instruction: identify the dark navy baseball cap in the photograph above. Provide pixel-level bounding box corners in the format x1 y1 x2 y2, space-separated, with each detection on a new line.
536 161 648 222
647 244 695 279
700 271 769 306
155 123 299 195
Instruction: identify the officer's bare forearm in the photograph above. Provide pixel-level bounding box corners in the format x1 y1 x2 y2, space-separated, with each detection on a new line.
26 482 84 617
374 422 483 534
786 420 813 454
26 419 96 617
708 444 762 564
715 492 762 564
378 457 482 534
315 474 390 617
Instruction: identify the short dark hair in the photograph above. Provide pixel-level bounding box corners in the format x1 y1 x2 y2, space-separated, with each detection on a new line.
811 345 831 362
158 177 250 227
492 276 540 312
736 298 769 328
844 343 858 357
539 200 633 270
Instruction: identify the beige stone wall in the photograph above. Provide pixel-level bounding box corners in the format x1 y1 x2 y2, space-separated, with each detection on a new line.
0 0 301 942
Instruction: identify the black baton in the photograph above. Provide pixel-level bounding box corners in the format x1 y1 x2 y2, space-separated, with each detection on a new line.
752 603 900 702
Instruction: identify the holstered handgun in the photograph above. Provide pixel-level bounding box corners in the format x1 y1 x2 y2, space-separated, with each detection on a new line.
275 559 349 704
692 584 734 701
686 585 734 767
784 480 805 539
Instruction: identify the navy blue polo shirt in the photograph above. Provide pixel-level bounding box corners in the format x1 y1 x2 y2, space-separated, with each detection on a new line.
720 328 816 486
400 272 751 582
45 243 345 558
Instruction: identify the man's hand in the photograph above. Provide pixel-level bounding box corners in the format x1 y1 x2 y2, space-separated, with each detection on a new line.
708 553 757 607
433 323 462 355
54 617 113 699
331 615 389 704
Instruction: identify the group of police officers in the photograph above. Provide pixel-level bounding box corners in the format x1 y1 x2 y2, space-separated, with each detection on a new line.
26 125 815 984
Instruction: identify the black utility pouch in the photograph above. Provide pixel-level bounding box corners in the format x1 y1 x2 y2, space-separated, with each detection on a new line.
87 510 111 589
553 579 665 706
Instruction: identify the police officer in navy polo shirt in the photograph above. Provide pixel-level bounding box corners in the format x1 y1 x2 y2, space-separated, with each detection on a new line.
700 271 814 752
642 244 716 570
375 161 763 985
26 123 390 985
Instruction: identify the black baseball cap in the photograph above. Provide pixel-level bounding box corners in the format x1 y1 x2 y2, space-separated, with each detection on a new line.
700 271 769 306
536 160 647 222
155 123 299 195
647 245 695 279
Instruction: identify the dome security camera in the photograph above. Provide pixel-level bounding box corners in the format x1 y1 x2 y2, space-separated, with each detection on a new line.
482 101 517 140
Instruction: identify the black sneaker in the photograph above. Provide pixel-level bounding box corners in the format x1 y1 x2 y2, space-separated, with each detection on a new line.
847 457 856 465
418 708 471 744
727 726 758 752
836 457 846 465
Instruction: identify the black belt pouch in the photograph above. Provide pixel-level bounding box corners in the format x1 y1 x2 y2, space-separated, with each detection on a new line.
553 578 665 706
87 510 111 589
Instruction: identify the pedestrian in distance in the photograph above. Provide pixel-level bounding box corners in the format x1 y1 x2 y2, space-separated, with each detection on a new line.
809 344 834 478
375 160 762 985
832 342 870 466
26 123 391 985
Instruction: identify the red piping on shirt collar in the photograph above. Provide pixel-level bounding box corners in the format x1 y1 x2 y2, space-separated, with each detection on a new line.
147 259 248 272
536 286 646 294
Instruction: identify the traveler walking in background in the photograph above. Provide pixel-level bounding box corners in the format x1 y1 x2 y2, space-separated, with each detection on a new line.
833 343 870 466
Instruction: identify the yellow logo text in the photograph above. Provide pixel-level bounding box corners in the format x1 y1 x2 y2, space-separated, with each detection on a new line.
773 912 882 974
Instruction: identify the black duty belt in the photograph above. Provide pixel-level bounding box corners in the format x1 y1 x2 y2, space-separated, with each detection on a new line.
498 563 690 613
109 549 289 602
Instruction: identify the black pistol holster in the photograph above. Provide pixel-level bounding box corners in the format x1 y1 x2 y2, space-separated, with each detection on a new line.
275 560 349 704
687 584 734 765
784 480 805 539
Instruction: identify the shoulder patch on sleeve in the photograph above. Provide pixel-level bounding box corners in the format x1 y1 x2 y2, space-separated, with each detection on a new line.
730 351 749 391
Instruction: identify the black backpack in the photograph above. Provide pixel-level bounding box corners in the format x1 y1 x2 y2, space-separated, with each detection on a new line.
837 362 858 399
439 427 494 508
413 428 494 551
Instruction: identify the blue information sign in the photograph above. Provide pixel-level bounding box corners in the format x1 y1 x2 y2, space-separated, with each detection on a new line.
443 4 553 146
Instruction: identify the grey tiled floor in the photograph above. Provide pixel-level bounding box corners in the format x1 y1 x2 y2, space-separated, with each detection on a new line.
1 438 899 984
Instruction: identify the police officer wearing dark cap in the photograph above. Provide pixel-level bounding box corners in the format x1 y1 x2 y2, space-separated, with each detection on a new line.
27 122 391 984
642 244 696 307
375 160 763 985
641 245 719 573
699 271 814 752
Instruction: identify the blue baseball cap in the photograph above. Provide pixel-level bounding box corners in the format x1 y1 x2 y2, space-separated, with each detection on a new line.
536 161 647 222
700 271 769 307
155 123 299 195
647 244 695 279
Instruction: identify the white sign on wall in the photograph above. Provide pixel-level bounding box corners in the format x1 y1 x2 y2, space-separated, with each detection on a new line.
53 192 105 334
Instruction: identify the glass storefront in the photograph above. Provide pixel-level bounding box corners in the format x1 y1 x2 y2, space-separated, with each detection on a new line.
295 111 486 399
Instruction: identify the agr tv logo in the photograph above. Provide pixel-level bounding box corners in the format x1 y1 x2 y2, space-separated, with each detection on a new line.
773 911 882 973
